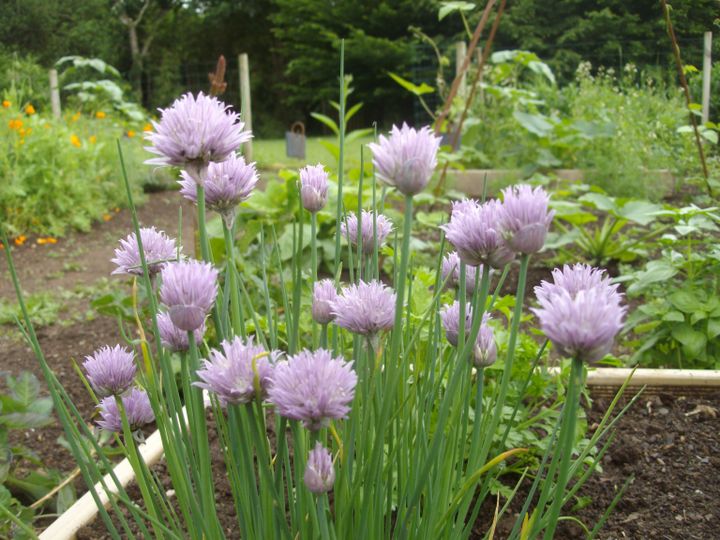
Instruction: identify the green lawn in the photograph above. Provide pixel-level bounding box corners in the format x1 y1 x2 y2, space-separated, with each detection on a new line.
252 136 373 171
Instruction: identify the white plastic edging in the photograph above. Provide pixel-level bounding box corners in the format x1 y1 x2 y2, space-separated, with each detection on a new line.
39 427 165 540
549 367 720 387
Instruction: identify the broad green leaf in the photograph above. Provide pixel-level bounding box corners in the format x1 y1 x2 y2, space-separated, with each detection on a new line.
668 290 702 314
578 193 618 213
344 102 363 123
438 1 475 20
388 72 435 96
661 311 685 322
7 372 40 409
707 318 720 339
513 111 553 137
671 324 706 359
616 201 663 225
527 60 556 84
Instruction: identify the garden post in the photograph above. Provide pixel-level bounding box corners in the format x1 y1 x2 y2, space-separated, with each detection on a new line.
455 41 467 98
239 53 253 161
49 69 61 118
702 32 712 124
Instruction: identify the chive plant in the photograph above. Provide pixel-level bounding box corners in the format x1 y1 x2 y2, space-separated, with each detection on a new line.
3 50 632 540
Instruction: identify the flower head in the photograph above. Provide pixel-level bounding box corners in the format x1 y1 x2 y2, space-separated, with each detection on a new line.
111 227 179 277
268 349 357 430
439 304 497 365
96 388 154 433
299 164 329 213
473 321 497 368
441 199 514 268
304 442 335 494
369 123 441 196
159 260 219 331
331 280 396 336
83 345 136 397
498 185 554 254
145 92 251 178
441 251 482 293
179 153 258 223
312 279 337 325
532 264 626 363
157 311 206 352
341 211 394 255
440 301 473 347
195 336 277 405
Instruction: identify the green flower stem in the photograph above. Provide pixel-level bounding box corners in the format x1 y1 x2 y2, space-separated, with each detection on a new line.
222 219 245 338
317 494 332 540
196 183 225 341
542 357 584 540
389 194 413 363
457 262 467 349
311 211 319 347
186 331 221 537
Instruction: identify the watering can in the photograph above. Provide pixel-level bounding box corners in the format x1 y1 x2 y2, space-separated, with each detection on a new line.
285 121 306 159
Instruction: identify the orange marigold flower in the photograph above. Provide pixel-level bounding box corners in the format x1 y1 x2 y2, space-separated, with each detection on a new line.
127 130 136 138
95 111 106 119
89 135 97 144
103 214 112 222
14 235 27 246
8 119 23 130
25 104 36 115
70 134 82 148
143 123 153 132
2 100 10 108
37 237 58 245
18 128 26 136
71 112 81 122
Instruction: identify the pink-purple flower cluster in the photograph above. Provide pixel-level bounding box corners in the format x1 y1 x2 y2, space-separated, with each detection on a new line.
341 210 394 255
157 311 206 352
299 164 329 213
111 227 179 277
312 279 337 325
83 345 137 397
331 280 396 336
159 260 219 332
304 442 335 494
369 123 441 196
532 264 625 363
440 303 497 366
195 336 277 405
499 185 554 254
145 92 251 180
441 251 482 293
96 388 154 433
268 349 357 430
179 153 258 224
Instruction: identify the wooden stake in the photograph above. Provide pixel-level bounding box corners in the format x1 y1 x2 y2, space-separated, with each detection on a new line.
49 69 61 119
702 32 712 124
238 53 252 161
456 41 468 99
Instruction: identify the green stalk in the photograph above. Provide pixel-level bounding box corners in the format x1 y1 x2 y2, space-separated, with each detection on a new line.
311 211 319 346
542 357 584 539
333 40 346 276
196 183 225 341
222 219 245 338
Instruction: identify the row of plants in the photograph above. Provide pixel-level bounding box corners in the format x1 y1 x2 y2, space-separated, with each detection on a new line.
2 67 635 538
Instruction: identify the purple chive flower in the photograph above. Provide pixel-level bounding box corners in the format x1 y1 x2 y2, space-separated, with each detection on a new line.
82 345 136 397
441 251 482 293
268 349 357 430
440 301 473 347
96 388 154 433
299 164 329 213
369 123 441 196
178 153 258 224
330 280 396 336
341 211 394 255
304 442 335 494
498 185 554 254
441 199 515 269
473 321 497 368
159 260 219 332
145 92 251 180
194 336 277 405
111 227 179 277
312 279 337 325
532 264 626 363
157 311 206 352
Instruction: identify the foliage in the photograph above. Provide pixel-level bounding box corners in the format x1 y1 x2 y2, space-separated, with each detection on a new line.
0 372 76 537
0 100 148 237
620 205 720 368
